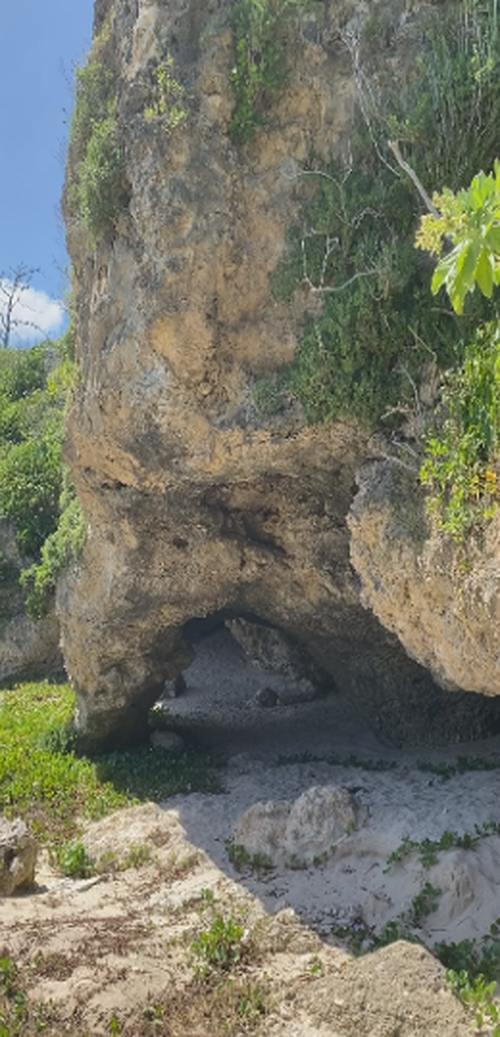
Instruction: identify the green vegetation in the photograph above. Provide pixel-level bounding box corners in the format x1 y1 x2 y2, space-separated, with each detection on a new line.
0 343 66 557
447 970 500 1035
269 156 467 427
0 679 220 857
417 163 500 315
384 822 500 872
417 169 500 539
228 0 310 143
418 755 500 780
144 58 186 133
22 476 86 618
225 840 274 872
191 915 247 977
67 20 128 245
0 334 85 619
263 0 500 433
53 839 96 878
332 882 442 955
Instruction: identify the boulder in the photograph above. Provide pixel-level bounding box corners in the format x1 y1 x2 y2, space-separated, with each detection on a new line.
233 801 291 860
0 817 37 895
233 785 361 865
285 786 359 862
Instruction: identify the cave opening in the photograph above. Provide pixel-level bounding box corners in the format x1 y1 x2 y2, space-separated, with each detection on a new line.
151 611 345 759
149 611 500 759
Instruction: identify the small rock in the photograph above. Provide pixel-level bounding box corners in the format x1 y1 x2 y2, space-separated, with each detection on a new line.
163 674 187 698
150 730 185 754
0 817 37 896
254 687 280 708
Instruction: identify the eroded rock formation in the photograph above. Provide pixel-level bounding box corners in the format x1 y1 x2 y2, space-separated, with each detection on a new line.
0 522 62 683
349 458 500 698
61 0 500 750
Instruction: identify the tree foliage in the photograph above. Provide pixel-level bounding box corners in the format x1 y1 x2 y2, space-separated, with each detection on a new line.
417 162 500 314
0 332 85 617
417 165 500 538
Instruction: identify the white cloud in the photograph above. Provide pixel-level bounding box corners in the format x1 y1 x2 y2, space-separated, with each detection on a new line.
0 279 65 346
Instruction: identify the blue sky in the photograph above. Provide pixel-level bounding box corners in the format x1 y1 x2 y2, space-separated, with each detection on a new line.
0 0 93 342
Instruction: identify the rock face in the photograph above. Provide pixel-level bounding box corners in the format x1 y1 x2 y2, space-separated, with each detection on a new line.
233 785 361 865
60 0 500 750
349 459 500 705
0 817 37 896
0 522 62 684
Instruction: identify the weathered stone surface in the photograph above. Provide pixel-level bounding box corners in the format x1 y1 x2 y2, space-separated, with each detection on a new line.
233 785 360 864
0 522 62 683
285 786 360 861
59 0 500 750
349 459 500 717
227 618 330 691
233 801 291 860
0 817 37 896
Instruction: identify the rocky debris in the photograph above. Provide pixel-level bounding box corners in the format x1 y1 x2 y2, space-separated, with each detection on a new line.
0 817 37 896
233 785 360 865
163 674 187 699
253 687 281 708
149 730 185 754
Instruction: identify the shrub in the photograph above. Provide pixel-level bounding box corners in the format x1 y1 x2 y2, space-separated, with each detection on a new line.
228 0 311 143
269 155 470 426
67 48 128 244
264 0 500 427
0 345 68 558
0 338 86 615
191 915 246 976
144 58 186 132
420 322 500 539
22 478 86 619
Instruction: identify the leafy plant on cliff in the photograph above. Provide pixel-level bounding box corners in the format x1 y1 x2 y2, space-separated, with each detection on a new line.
268 155 468 426
228 0 312 143
67 36 128 244
144 58 187 133
21 476 86 619
261 0 500 426
420 321 500 539
416 162 500 314
415 163 500 539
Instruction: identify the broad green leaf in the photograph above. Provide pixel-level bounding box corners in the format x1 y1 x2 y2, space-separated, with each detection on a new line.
485 223 500 251
431 246 461 295
474 247 495 297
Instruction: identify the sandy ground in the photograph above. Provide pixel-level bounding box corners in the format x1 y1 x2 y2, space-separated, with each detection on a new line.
3 627 500 1034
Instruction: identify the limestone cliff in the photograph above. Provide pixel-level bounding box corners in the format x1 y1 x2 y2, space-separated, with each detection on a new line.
61 0 500 750
349 459 500 698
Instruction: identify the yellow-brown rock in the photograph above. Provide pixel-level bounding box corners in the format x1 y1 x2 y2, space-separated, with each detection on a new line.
61 0 500 750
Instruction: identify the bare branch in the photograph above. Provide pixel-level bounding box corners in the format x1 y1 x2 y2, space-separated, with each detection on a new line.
388 141 440 217
0 266 41 348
